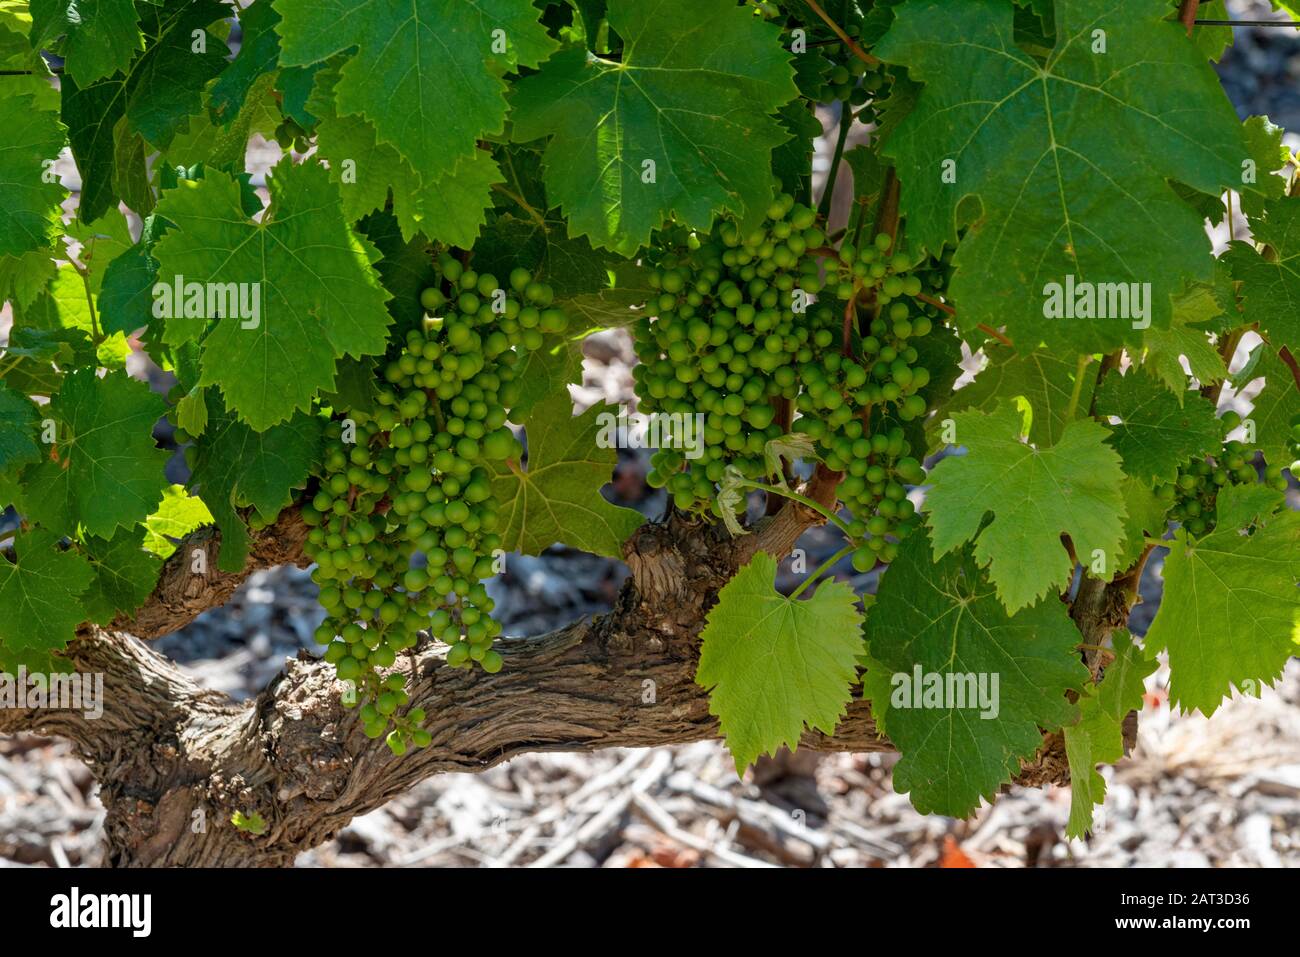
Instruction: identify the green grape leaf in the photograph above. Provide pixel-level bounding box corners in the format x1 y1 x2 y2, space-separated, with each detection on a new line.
0 248 59 308
510 0 798 255
559 266 654 335
307 64 502 246
190 398 322 573
209 0 281 124
150 159 392 430
0 92 66 259
1188 0 1232 63
166 73 280 171
510 338 582 422
862 533 1088 817
0 325 91 396
476 212 627 302
276 62 322 128
1241 114 1291 203
12 262 131 370
142 484 213 558
1114 477 1168 571
80 527 162 624
356 209 437 335
0 382 42 473
66 209 134 291
1146 485 1300 716
475 147 632 299
1094 369 1221 486
1064 630 1155 838
877 0 1250 354
843 142 889 212
1226 197 1300 347
1144 283 1229 397
14 262 93 331
1234 343 1300 470
941 346 1094 447
0 529 94 672
30 0 143 85
111 116 153 216
772 100 822 199
490 390 644 559
97 241 156 335
274 0 556 179
61 0 231 222
696 551 865 772
925 401 1127 612
174 387 208 437
24 369 169 539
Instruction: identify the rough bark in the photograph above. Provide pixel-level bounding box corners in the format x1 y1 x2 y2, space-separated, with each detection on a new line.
1 477 1136 866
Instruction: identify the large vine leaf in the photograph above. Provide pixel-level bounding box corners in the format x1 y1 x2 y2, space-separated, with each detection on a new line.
696 551 865 772
80 527 162 624
877 0 1250 353
190 397 322 573
1225 197 1300 347
61 0 230 222
862 533 1088 817
273 0 555 181
0 529 94 672
510 0 798 255
30 0 143 85
1063 630 1155 838
1234 343 1300 471
150 159 393 429
307 63 502 246
0 92 67 259
1146 486 1300 716
489 390 645 559
24 368 169 540
926 401 1127 612
1094 369 1221 486
939 346 1093 448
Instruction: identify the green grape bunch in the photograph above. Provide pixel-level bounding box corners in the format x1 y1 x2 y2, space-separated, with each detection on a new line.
636 192 838 518
303 255 569 753
794 233 947 568
1155 411 1289 538
632 182 951 571
778 2 890 121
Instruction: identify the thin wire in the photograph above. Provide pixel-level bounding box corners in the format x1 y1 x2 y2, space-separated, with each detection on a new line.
1194 19 1300 27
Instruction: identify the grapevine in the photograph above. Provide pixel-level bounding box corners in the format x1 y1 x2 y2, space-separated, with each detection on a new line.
0 0 1295 871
